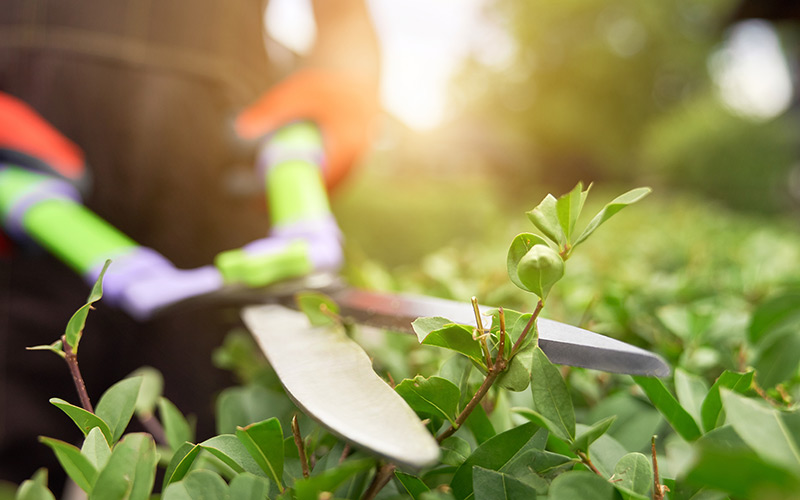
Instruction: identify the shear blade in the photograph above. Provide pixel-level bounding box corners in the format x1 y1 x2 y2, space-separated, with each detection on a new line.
241 304 440 470
329 288 670 377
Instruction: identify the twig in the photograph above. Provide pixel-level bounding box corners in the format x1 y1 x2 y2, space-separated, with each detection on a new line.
497 308 506 364
576 450 602 477
361 463 396 500
652 435 664 500
752 380 784 408
437 318 508 444
471 297 492 369
292 415 310 478
510 300 544 357
61 335 93 413
339 443 351 465
138 415 168 445
319 304 343 325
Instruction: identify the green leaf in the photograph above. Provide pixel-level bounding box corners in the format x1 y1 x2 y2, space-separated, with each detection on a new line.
293 458 374 500
215 385 292 435
632 375 702 441
674 368 708 428
295 291 340 327
506 233 552 293
548 471 619 499
573 187 651 247
685 443 800 498
700 370 753 432
748 289 800 343
38 437 97 493
25 340 65 359
412 318 487 370
556 182 589 243
530 347 575 441
229 473 270 500
162 470 230 500
236 418 284 491
130 367 164 418
158 398 195 452
95 376 142 444
526 194 566 247
721 389 800 471
513 408 571 442
80 427 112 471
752 327 800 388
571 416 616 453
162 442 202 490
587 433 629 479
472 466 538 500
64 260 110 352
15 468 56 500
450 422 544 500
91 433 157 500
613 453 652 499
464 404 496 444
440 436 471 467
505 449 574 478
395 471 431 500
200 434 265 477
50 398 113 444
395 376 461 426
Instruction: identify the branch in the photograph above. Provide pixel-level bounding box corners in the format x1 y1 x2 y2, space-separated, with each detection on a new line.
510 300 544 358
292 415 310 478
361 463 396 500
652 435 666 500
576 450 602 477
138 415 168 445
61 335 93 413
437 308 509 443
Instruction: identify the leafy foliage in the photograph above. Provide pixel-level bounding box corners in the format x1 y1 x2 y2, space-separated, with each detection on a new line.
15 184 800 500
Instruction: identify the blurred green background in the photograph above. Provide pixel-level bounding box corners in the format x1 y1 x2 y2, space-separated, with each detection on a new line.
327 0 800 387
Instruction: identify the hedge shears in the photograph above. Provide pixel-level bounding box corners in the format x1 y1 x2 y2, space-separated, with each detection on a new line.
0 122 669 470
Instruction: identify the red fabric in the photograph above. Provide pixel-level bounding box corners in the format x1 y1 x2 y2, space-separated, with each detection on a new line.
235 68 378 189
0 92 85 180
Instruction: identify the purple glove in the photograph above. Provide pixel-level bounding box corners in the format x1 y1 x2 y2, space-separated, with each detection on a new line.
85 248 224 321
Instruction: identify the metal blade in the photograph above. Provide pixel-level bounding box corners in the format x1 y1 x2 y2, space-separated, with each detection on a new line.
330 288 670 378
240 304 440 469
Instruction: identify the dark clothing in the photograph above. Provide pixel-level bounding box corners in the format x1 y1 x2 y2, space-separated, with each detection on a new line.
0 0 283 489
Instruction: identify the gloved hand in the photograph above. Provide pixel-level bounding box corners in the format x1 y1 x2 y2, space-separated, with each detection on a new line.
87 247 224 321
0 95 222 320
215 122 344 288
234 68 378 189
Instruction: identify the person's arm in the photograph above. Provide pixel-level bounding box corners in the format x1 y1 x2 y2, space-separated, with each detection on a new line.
219 1 381 287
0 92 223 320
308 0 380 86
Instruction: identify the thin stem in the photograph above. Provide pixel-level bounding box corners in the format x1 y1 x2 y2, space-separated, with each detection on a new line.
437 359 505 443
497 308 506 363
319 304 343 325
292 415 310 478
339 443 351 465
576 450 602 477
361 463 396 500
61 335 93 413
510 300 544 358
471 297 492 369
436 306 516 443
138 415 168 445
652 435 664 500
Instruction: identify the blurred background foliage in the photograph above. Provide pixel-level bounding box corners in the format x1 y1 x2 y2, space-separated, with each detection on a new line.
330 0 800 392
